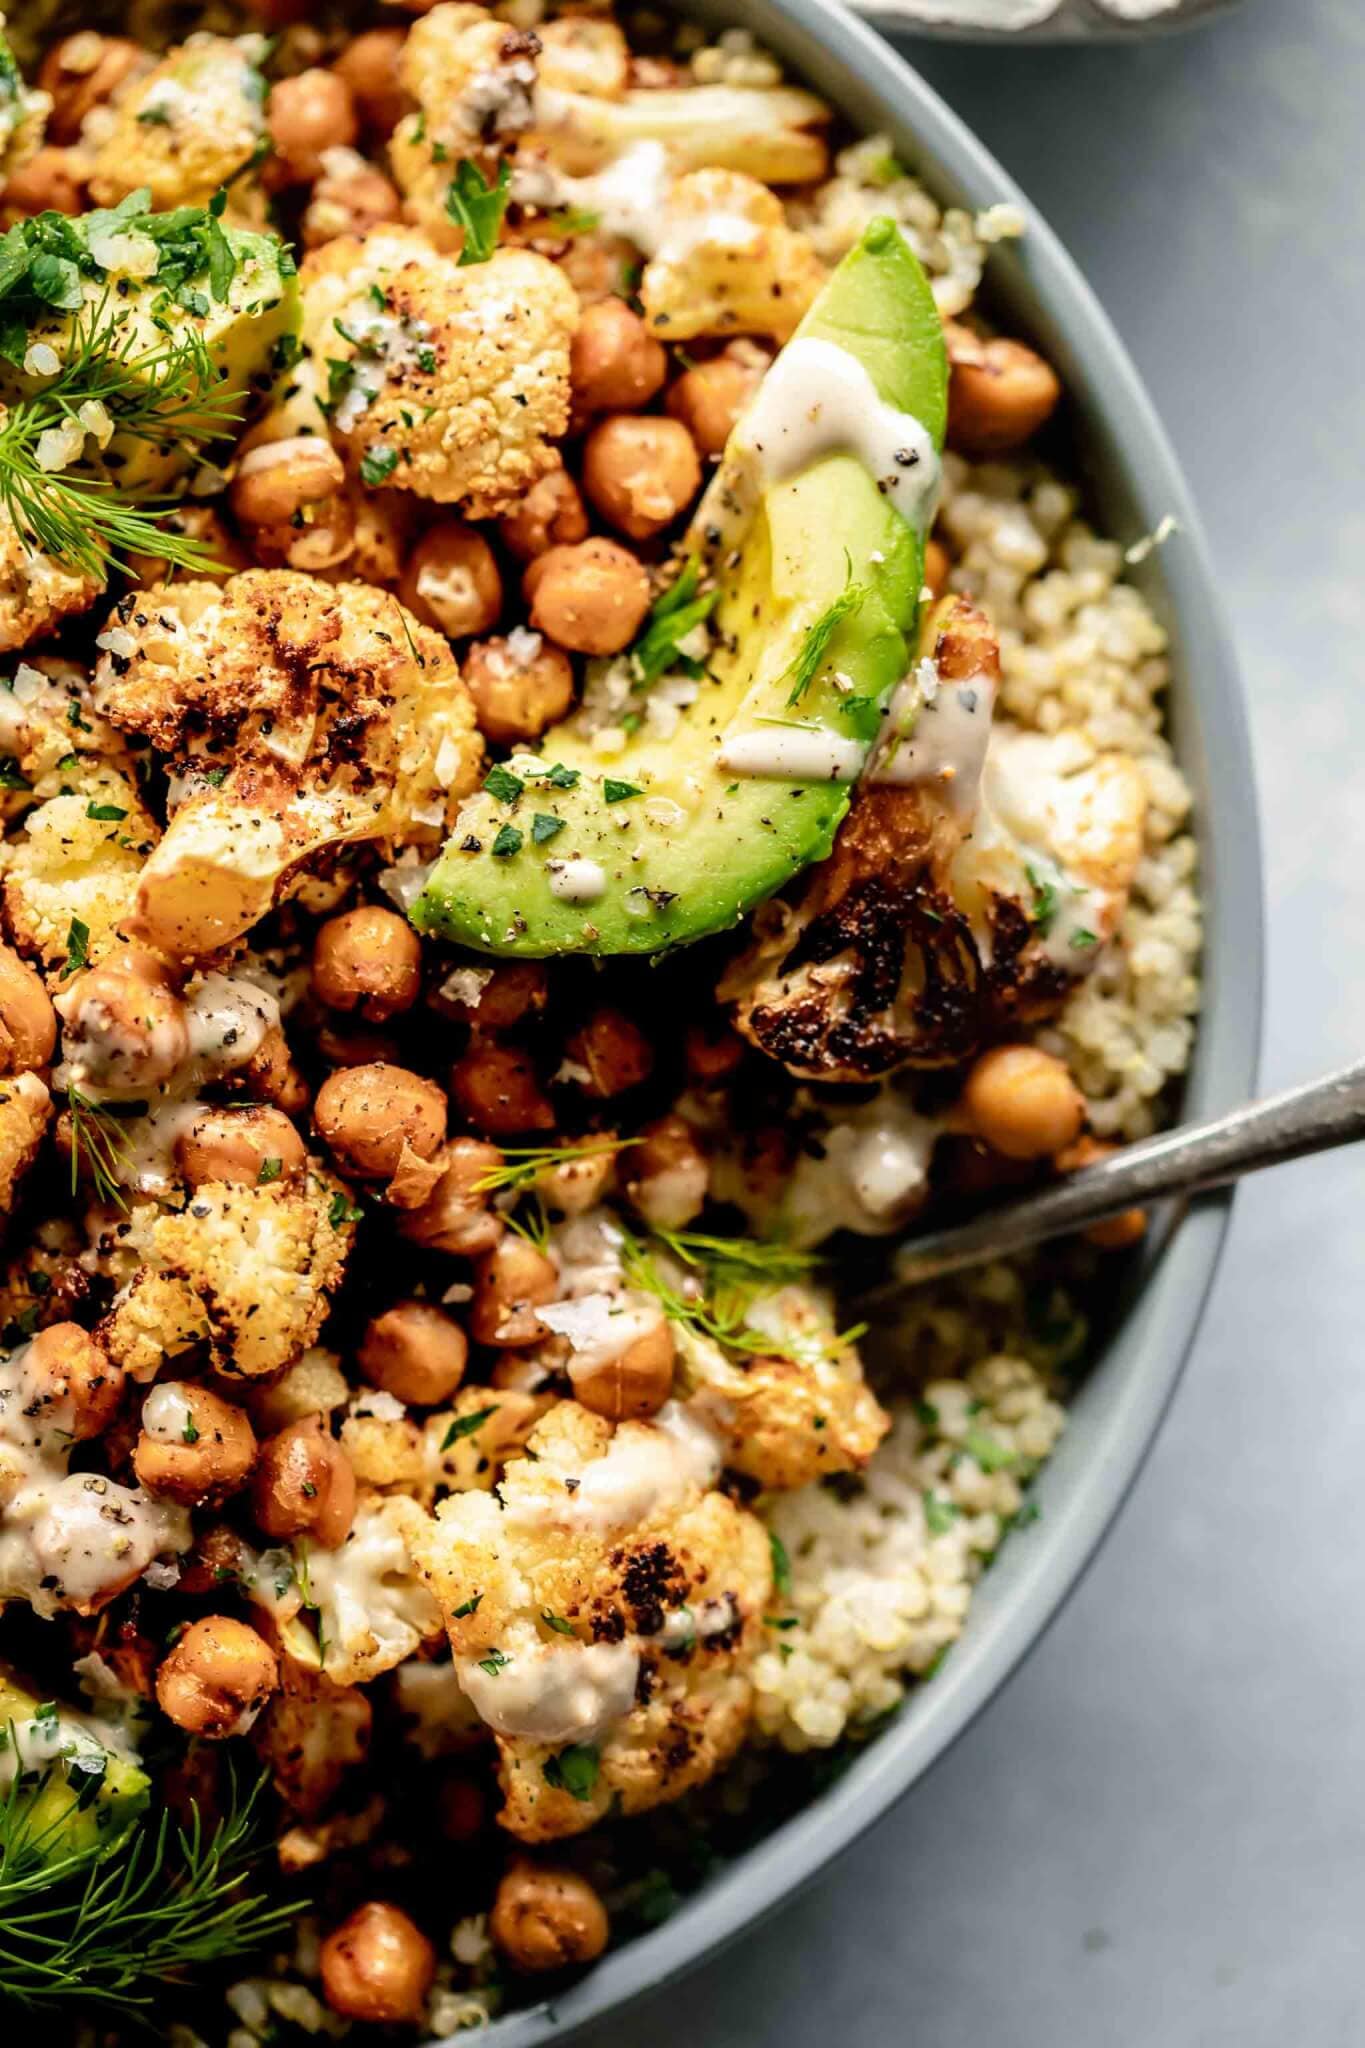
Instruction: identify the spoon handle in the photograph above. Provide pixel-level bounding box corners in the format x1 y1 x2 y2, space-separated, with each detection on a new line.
863 1057 1365 1296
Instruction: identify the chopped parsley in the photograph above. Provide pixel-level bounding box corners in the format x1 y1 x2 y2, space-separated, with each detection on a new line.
536 763 580 790
327 1193 364 1229
531 811 564 844
490 823 523 858
924 1492 960 1536
484 763 525 804
358 443 399 486
629 558 718 686
603 778 643 804
1070 927 1098 951
445 158 511 266
440 1406 499 1452
0 756 29 790
1025 864 1057 935
63 916 89 975
541 1611 575 1637
964 1426 1016 1474
85 801 127 822
256 1157 283 1185
542 1742 600 1801
769 1530 792 1598
452 1593 483 1619
477 1647 510 1679
182 1415 200 1446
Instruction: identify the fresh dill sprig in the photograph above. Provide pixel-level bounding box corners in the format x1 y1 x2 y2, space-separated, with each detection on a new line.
784 572 867 707
0 302 240 579
0 1769 301 2012
650 1228 816 1286
473 1136 641 1198
65 1087 143 1211
504 1192 553 1252
619 1226 818 1361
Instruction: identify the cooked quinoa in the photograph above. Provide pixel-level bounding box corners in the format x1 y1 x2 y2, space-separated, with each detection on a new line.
0 3 1199 2035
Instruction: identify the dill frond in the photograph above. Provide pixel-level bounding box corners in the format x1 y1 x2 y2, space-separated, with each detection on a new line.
619 1225 818 1362
0 301 241 579
65 1087 142 1211
0 1768 302 2012
473 1135 641 1197
784 574 868 707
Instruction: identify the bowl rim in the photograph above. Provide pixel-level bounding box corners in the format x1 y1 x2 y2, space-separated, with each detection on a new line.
442 4 1263 2039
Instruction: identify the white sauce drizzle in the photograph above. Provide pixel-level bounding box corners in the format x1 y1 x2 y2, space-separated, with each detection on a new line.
457 1637 638 1745
866 657 998 812
504 1401 723 1537
546 857 607 903
139 1382 197 1446
0 1703 128 1791
716 726 867 783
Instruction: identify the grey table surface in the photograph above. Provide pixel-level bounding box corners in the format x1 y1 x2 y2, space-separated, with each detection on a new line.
572 1 1365 2041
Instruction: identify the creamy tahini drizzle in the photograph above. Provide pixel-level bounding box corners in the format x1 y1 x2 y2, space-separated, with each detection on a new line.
546 857 607 904
866 656 998 811
716 727 866 783
458 1637 638 1746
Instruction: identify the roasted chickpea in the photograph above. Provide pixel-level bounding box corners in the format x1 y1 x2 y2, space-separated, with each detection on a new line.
581 416 702 541
156 1616 279 1739
313 906 423 1023
1054 1134 1148 1250
0 943 56 1073
625 1114 707 1229
1 147 84 219
490 1860 609 1972
450 1043 555 1138
251 1414 357 1547
962 1044 1085 1161
230 437 353 571
54 951 187 1092
267 69 358 186
525 538 651 657
462 632 574 747
436 1774 486 1841
400 1137 505 1255
666 341 769 457
332 28 410 139
314 1062 447 1179
176 1105 306 1191
684 1019 744 1084
444 962 547 1034
564 1009 653 1098
470 1236 559 1347
571 298 667 415
38 33 141 143
398 521 502 640
321 1901 435 2024
537 1137 617 1218
496 463 588 564
240 1024 311 1117
24 1322 122 1441
945 322 1063 455
572 1309 675 1422
360 1301 468 1406
302 160 402 248
133 1380 257 1507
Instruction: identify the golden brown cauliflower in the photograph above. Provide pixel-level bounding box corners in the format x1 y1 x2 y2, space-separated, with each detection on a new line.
254 1656 372 1819
274 1492 443 1686
0 1069 51 1220
389 4 540 249
96 1170 355 1381
407 1398 771 1842
676 1287 889 1492
90 569 481 957
86 34 267 211
0 509 102 655
0 657 133 800
341 1384 548 1505
300 226 576 518
530 80 830 184
640 169 825 343
0 762 157 975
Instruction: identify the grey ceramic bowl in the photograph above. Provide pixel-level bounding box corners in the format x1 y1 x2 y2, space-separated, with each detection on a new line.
446 2 1262 2039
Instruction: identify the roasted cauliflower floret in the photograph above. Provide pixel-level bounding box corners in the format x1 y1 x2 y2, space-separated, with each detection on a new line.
530 80 830 184
254 1655 372 1819
407 1398 771 1842
0 1069 51 1218
0 510 102 655
0 763 157 974
91 569 481 956
86 33 267 211
341 1384 548 1504
97 1171 355 1381
276 1492 442 1686
641 169 825 343
300 226 576 518
677 1286 889 1491
0 658 134 800
389 4 539 248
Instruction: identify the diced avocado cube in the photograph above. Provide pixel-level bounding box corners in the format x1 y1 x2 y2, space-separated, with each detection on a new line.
0 1676 149 1867
414 216 948 957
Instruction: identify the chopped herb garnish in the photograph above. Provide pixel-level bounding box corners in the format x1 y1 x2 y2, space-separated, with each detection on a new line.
182 1416 200 1446
490 823 523 858
629 558 718 686
445 157 511 265
358 443 398 486
473 1136 638 1197
477 1648 510 1678
85 801 127 822
531 811 565 843
769 1531 792 1597
256 1157 282 1185
452 1593 483 1619
1069 927 1098 951
0 756 29 790
63 916 89 975
1025 864 1057 935
924 1492 960 1536
541 1611 576 1637
327 1192 364 1228
542 1743 600 1801
603 778 643 804
440 1406 499 1452
537 763 580 790
964 1427 1016 1474
784 578 868 706
484 763 525 804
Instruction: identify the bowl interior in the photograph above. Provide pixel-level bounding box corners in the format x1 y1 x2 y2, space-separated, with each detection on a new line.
439 4 1262 2039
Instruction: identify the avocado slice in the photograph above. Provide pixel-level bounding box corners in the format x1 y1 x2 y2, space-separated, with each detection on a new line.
0 1676 149 1864
413 216 948 958
13 201 301 493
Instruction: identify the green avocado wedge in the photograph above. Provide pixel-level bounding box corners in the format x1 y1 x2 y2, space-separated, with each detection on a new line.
0 1676 149 1867
413 216 948 958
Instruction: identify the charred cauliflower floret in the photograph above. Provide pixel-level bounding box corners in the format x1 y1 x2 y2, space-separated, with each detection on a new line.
640 168 825 343
96 1170 355 1381
0 763 157 975
724 594 1144 1081
0 510 102 655
275 1492 443 1686
254 1655 372 1819
341 1384 548 1505
530 79 830 184
90 569 481 956
0 1069 51 1219
300 226 576 518
407 1398 771 1842
86 33 267 211
389 4 540 248
677 1285 889 1492
0 658 134 801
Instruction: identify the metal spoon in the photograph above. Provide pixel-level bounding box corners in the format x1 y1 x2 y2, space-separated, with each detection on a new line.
856 1057 1365 1302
